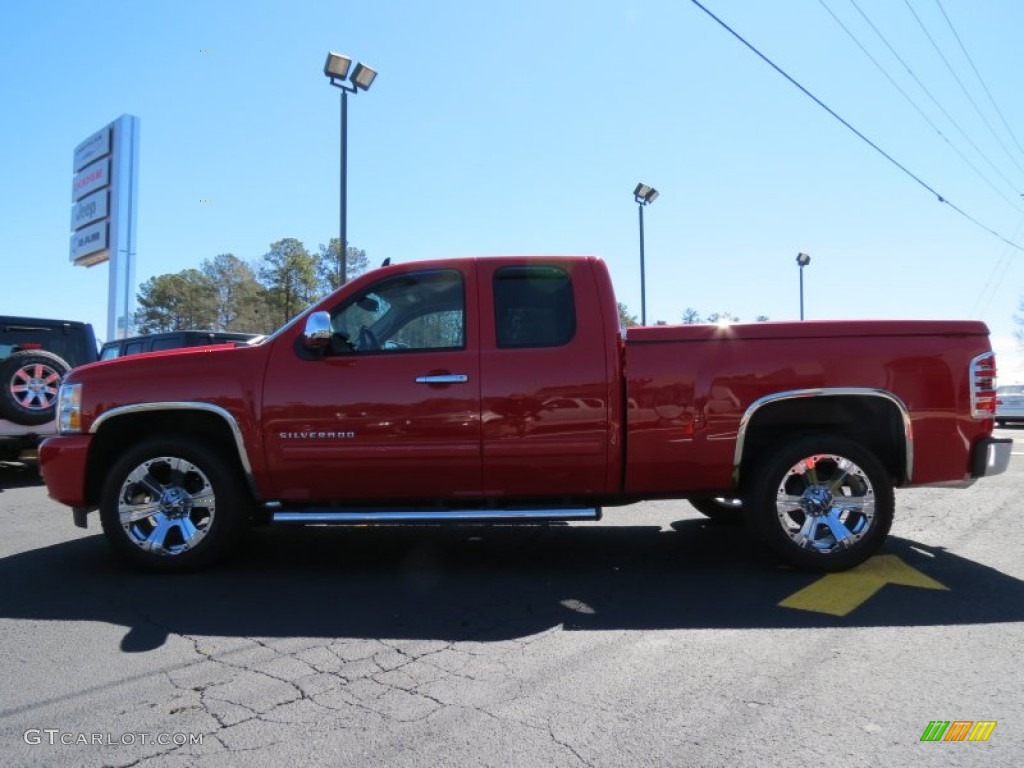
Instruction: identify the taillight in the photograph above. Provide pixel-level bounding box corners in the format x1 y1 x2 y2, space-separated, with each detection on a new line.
970 352 997 419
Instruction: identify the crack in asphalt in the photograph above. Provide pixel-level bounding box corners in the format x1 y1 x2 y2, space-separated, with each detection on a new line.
103 611 587 766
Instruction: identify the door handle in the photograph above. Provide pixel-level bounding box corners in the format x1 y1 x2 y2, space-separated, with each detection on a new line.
415 374 469 384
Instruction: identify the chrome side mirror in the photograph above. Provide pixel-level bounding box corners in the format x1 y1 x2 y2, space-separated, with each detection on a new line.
303 311 332 350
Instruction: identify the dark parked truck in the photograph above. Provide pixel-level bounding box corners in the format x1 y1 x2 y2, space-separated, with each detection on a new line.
0 316 98 460
39 257 1011 572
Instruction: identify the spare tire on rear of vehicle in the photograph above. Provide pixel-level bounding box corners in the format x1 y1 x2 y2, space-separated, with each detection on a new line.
0 350 70 426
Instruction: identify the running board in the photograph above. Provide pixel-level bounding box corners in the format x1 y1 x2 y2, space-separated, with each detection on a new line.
271 507 601 524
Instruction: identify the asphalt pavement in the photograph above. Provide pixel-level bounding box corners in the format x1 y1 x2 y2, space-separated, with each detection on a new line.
0 429 1021 767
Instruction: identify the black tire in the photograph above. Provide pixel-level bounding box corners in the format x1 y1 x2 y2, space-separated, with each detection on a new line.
689 497 744 524
0 350 70 426
100 438 249 572
744 434 894 572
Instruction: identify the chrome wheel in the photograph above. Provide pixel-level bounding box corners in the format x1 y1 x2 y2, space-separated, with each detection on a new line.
747 435 894 572
774 453 874 554
10 361 62 412
116 456 217 556
0 350 70 425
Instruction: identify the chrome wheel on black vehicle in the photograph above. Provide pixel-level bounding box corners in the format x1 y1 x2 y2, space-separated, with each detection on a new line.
0 350 70 426
745 435 894 572
100 438 248 571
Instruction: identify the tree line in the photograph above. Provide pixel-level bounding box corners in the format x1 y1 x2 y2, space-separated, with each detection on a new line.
617 303 769 328
137 246 767 336
133 239 368 335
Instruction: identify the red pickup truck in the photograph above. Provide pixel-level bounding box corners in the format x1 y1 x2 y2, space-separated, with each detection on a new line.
40 256 1011 573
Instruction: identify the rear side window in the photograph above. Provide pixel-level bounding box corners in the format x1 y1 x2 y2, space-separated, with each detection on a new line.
151 337 184 352
494 266 576 348
0 325 86 366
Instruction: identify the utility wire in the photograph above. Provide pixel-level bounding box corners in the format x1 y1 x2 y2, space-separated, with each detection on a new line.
972 214 1024 317
848 0 1022 196
686 0 1024 253
902 0 1024 177
933 0 1024 158
818 0 1023 214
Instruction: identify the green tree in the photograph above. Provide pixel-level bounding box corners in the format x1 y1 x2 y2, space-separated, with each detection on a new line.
134 269 218 333
706 311 741 324
317 239 369 295
617 302 639 328
681 308 770 324
200 253 268 332
257 238 320 327
681 308 702 324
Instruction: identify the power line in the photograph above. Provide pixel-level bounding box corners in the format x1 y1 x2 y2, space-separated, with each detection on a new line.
848 0 1022 196
686 0 1024 253
818 0 1023 214
972 213 1024 318
933 0 1024 158
902 0 1024 177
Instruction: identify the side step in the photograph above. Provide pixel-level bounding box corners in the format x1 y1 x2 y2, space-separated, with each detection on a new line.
271 507 601 524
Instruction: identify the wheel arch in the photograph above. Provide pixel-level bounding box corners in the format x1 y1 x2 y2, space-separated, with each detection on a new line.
733 388 913 488
85 402 259 505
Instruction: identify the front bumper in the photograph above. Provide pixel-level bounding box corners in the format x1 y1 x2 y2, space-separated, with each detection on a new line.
971 437 1013 478
38 435 93 514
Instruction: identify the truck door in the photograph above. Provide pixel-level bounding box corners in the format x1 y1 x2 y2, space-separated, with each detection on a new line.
478 260 617 498
261 264 482 502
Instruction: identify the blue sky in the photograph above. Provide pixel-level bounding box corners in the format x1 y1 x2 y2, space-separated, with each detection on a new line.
2 0 1023 377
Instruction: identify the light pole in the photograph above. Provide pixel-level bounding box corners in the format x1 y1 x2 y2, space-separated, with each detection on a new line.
796 252 811 320
633 183 659 325
324 52 377 287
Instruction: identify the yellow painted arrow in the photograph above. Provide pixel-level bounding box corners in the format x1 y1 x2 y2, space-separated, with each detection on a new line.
779 555 947 617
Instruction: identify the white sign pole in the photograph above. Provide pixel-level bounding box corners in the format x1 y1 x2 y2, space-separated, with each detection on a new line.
108 115 140 341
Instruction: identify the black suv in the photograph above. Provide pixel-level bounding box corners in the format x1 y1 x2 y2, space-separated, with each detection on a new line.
99 330 263 360
0 316 99 459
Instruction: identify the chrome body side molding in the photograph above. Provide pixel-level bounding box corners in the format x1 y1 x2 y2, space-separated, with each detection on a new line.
734 388 914 483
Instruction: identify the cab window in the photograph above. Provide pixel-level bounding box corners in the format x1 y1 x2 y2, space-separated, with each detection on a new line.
331 270 465 353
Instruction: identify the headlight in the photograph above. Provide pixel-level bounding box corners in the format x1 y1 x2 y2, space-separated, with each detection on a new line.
57 382 83 434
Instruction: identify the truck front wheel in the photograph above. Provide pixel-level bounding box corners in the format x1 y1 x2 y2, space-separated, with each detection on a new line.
744 435 894 572
99 438 248 572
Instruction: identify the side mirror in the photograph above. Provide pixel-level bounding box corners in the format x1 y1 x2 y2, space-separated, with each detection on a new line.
303 311 332 350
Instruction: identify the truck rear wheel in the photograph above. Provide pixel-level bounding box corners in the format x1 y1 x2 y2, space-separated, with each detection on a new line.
689 497 744 524
99 438 248 572
744 435 894 572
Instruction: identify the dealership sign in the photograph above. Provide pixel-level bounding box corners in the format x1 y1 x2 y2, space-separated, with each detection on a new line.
71 158 110 204
70 189 108 230
69 115 140 341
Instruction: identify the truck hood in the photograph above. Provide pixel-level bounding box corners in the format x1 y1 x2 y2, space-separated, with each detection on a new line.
75 343 243 374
